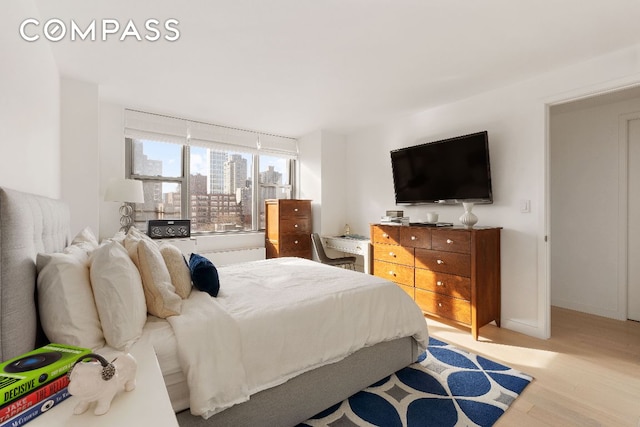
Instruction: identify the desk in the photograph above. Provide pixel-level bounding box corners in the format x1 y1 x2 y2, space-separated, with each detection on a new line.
322 235 372 274
29 342 178 427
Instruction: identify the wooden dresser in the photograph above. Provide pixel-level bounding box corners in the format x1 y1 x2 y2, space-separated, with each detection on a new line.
370 224 501 339
265 199 312 259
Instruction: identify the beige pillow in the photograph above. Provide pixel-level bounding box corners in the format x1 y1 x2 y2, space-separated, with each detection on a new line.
137 240 182 318
90 241 147 350
37 251 104 350
159 243 192 299
123 226 156 265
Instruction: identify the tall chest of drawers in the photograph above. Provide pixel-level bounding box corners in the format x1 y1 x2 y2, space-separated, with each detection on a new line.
265 199 312 259
371 224 501 339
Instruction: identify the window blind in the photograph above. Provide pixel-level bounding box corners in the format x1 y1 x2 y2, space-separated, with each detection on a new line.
124 109 299 158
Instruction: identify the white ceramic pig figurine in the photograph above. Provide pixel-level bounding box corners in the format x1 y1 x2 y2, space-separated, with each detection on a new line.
67 352 137 415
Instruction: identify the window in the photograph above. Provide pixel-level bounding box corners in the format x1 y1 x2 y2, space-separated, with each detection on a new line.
124 111 298 234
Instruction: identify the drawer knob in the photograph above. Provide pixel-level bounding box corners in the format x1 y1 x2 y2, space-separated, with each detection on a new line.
294 208 299 212
438 303 443 307
389 252 395 257
388 271 395 276
437 259 444 265
411 236 417 241
447 239 453 244
382 233 389 238
294 224 298 228
436 281 444 287
294 240 299 244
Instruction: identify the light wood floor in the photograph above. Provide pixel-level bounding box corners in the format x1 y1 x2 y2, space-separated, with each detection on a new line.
426 306 640 427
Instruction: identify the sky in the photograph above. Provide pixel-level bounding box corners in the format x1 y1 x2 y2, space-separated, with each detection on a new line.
140 140 288 182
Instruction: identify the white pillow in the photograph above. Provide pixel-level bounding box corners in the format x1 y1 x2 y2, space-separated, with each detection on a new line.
71 226 99 248
90 241 147 350
36 251 105 350
109 230 127 245
160 243 192 299
64 227 99 258
137 240 182 318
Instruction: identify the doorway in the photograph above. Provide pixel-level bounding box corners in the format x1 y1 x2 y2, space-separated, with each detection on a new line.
549 87 640 324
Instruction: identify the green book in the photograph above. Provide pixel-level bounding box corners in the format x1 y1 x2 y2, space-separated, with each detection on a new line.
0 343 91 406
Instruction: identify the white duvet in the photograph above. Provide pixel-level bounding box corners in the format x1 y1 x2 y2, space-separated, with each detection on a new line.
167 257 429 419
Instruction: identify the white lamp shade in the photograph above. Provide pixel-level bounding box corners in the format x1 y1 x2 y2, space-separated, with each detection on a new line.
105 178 145 203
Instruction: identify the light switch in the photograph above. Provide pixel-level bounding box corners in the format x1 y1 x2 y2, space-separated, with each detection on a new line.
519 199 531 213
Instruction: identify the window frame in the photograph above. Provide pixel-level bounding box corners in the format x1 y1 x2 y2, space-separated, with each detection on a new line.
125 137 297 234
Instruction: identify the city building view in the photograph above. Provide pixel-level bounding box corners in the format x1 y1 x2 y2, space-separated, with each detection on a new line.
132 140 288 232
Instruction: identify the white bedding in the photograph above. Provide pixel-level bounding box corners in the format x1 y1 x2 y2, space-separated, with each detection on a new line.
96 315 191 412
167 257 429 419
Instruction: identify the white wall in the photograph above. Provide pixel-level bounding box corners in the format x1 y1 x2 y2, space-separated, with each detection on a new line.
344 44 640 339
298 130 349 236
61 78 100 236
550 96 640 319
0 1 60 197
320 131 348 236
98 102 126 240
299 130 322 234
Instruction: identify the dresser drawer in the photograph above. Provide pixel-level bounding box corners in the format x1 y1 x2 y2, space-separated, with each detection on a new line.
279 235 311 252
400 227 431 249
415 289 471 324
280 217 311 233
431 230 471 254
415 269 471 300
279 201 311 217
373 244 414 266
373 259 414 287
414 249 470 277
283 249 312 259
371 225 401 245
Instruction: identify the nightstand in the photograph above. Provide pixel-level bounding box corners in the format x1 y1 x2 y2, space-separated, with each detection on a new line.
28 342 178 427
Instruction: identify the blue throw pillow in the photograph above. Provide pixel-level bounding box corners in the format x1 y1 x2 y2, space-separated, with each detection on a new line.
189 253 220 297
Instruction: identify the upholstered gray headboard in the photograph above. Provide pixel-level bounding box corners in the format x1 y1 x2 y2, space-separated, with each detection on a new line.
0 187 70 361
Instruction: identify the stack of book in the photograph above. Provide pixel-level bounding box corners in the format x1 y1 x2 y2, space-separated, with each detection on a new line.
0 344 91 426
380 216 410 226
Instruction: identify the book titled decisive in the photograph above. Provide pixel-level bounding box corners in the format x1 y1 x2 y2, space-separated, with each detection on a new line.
0 375 69 423
0 343 90 407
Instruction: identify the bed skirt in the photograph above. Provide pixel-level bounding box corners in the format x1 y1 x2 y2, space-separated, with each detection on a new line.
176 336 420 427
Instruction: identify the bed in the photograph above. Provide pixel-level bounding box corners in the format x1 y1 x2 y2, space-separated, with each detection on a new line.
0 187 428 427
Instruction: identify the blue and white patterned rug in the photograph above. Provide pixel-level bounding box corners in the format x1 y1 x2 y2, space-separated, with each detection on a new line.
299 337 532 427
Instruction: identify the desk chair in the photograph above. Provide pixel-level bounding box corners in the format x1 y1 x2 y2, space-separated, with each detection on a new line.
311 233 357 270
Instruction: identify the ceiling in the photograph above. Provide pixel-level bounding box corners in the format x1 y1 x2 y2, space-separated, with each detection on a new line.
33 0 640 138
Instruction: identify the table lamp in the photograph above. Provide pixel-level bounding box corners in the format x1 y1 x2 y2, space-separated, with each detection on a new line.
105 178 145 232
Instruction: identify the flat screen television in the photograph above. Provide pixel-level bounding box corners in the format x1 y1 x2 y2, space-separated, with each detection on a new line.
390 131 493 204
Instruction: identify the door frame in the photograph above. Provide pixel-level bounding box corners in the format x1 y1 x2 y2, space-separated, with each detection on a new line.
545 85 640 335
619 112 640 320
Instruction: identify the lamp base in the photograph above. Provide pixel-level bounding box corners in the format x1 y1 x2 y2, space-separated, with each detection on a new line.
119 203 135 233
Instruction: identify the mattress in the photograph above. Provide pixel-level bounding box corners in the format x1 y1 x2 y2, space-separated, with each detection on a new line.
111 258 428 419
138 315 189 412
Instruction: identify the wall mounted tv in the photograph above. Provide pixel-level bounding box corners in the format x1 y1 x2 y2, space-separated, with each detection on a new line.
390 131 493 204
